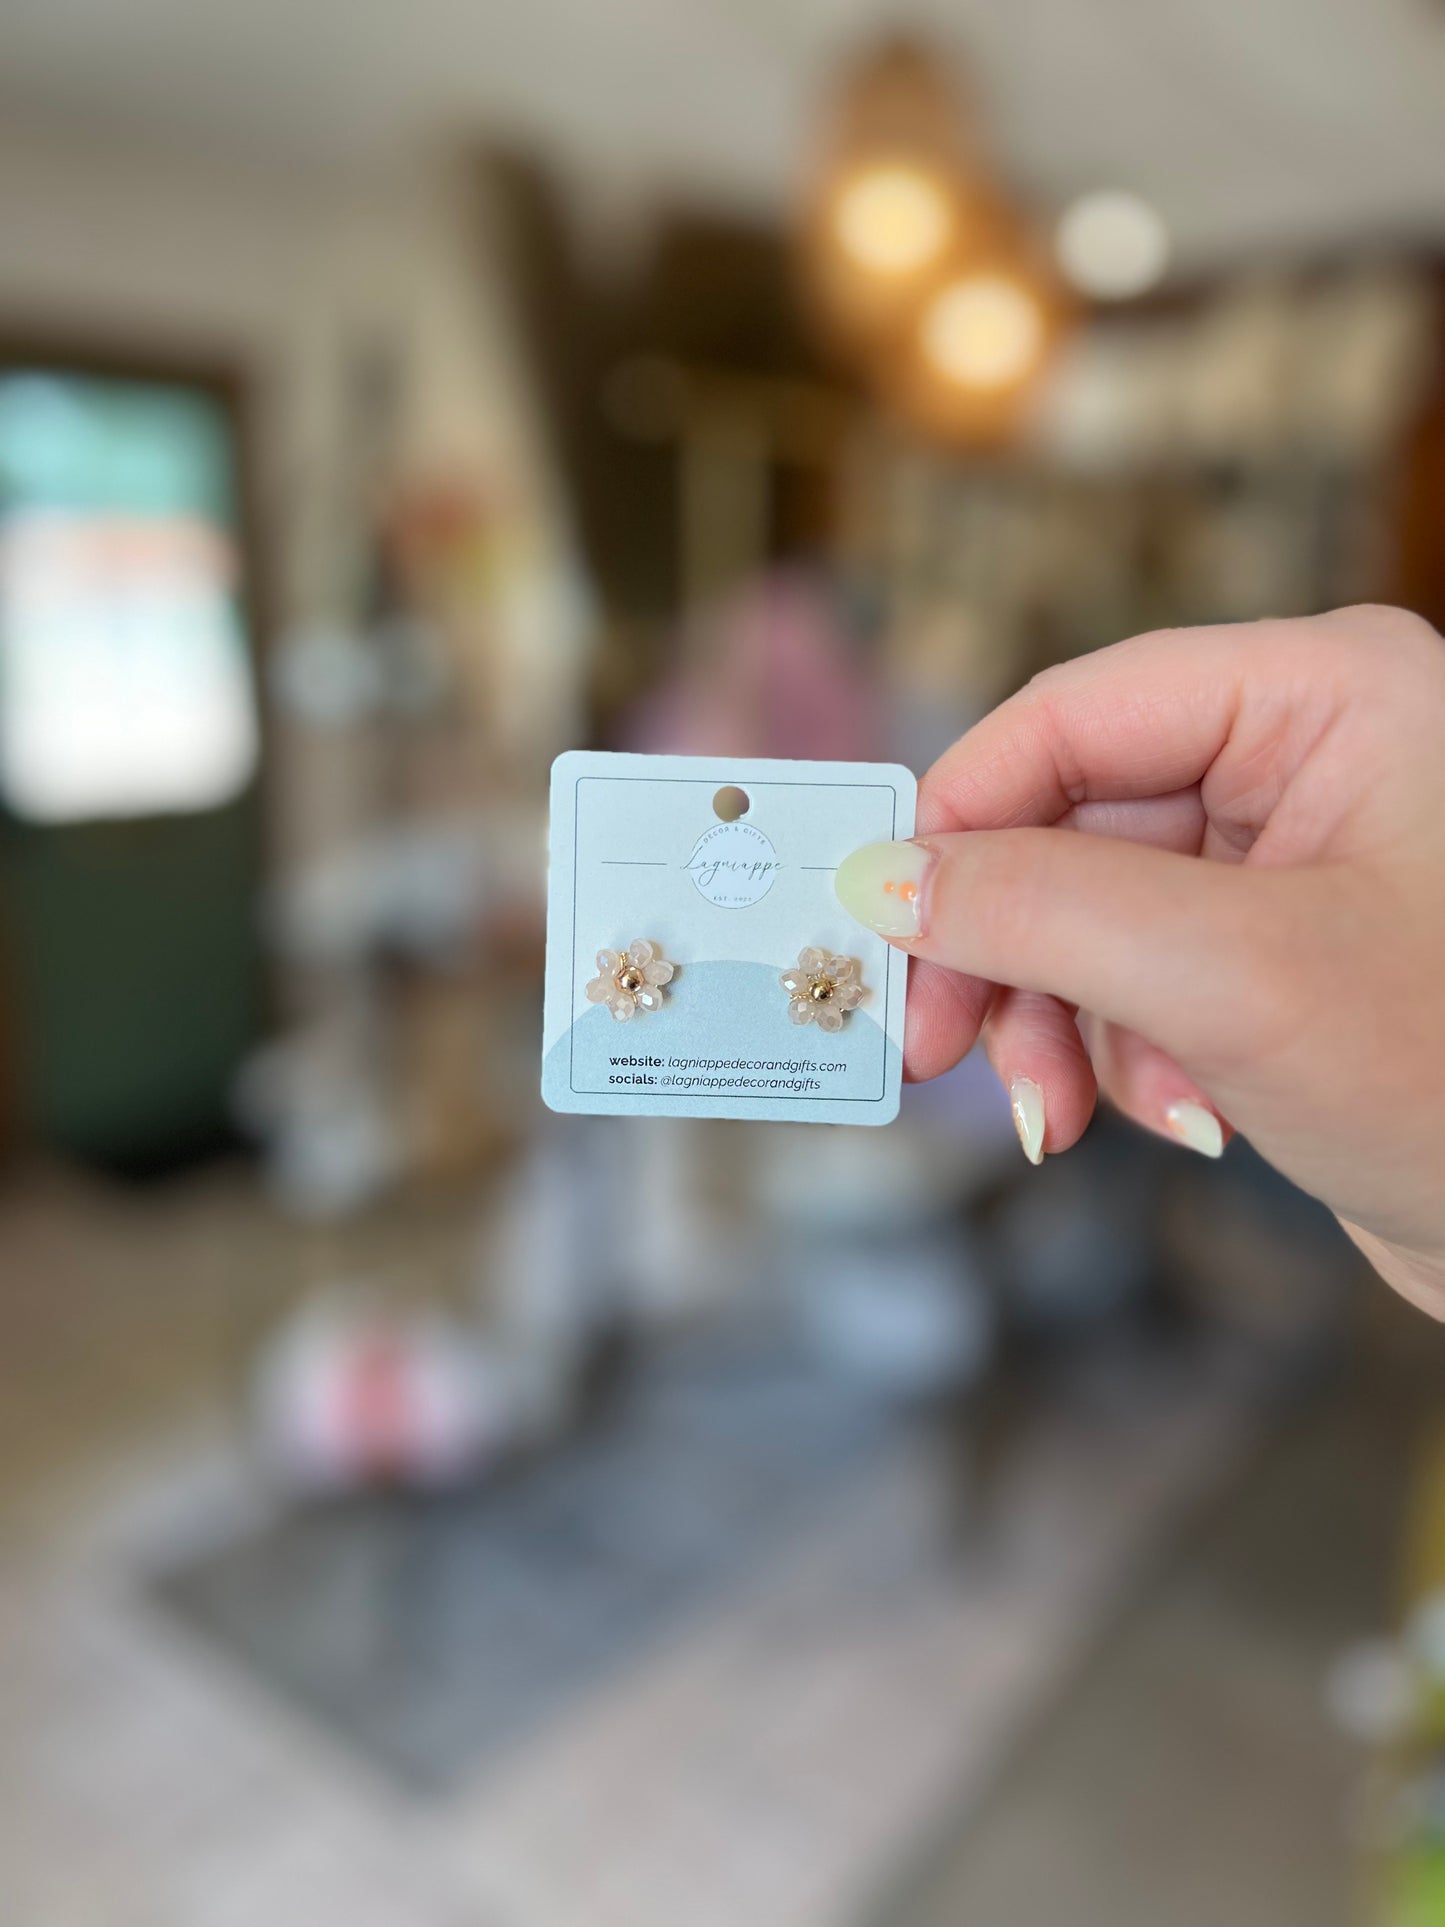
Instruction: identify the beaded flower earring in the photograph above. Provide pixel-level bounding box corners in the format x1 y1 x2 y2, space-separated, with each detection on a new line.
780 947 864 1031
586 940 675 1022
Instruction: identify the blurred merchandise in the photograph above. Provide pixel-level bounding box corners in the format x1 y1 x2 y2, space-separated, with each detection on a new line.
233 1025 401 1219
253 1286 519 1493
789 1229 991 1402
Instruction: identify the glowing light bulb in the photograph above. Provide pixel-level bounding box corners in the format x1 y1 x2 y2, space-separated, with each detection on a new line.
1056 191 1169 300
832 162 952 276
921 274 1045 390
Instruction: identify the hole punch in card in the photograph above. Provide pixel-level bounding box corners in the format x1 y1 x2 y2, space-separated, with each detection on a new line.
542 752 915 1125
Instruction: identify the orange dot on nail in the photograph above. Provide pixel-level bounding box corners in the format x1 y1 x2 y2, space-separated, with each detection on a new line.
900 882 918 902
882 881 895 894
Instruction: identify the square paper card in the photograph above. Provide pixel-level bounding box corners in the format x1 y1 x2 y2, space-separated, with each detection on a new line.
542 751 915 1125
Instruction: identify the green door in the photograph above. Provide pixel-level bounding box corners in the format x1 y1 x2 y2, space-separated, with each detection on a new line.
0 368 263 1169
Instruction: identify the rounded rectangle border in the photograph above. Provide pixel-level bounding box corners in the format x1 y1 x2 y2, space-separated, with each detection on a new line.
542 752 915 1127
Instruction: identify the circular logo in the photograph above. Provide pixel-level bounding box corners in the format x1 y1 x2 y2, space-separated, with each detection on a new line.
686 818 780 908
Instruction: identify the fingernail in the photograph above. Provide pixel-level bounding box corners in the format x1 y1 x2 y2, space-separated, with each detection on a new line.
1010 1076 1045 1166
1165 1099 1223 1158
834 840 934 939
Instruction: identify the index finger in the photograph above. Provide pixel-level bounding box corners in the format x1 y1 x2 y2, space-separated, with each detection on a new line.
917 618 1280 833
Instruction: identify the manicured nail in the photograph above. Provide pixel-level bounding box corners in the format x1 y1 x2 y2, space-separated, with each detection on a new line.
1010 1076 1045 1165
834 840 933 939
1165 1100 1223 1158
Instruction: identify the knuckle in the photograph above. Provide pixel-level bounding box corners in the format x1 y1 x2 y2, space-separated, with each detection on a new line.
1015 662 1072 719
1328 602 1444 666
1020 626 1186 708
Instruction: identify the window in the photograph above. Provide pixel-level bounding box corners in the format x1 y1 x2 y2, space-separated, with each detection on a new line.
0 371 259 822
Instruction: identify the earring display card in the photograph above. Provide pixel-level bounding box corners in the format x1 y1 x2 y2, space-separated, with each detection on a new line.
543 751 915 1125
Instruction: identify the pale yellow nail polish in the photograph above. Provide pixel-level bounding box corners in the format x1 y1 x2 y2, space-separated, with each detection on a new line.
834 840 933 939
1165 1099 1223 1158
1010 1076 1045 1165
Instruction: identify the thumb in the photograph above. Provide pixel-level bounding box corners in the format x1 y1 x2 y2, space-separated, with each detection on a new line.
835 831 1300 1067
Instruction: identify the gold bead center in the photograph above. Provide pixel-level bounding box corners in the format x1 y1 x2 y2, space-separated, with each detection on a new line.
618 966 644 993
808 978 834 1002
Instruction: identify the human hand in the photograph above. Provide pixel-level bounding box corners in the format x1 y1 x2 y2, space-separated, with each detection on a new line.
835 606 1445 1316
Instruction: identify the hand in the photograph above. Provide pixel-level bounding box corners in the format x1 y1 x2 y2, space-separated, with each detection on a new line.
835 606 1445 1317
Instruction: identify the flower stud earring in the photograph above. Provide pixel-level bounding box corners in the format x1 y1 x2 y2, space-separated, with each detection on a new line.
780 947 864 1031
586 940 674 1022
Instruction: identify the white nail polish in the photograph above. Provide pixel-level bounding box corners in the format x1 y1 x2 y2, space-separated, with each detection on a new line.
1010 1076 1045 1165
1165 1099 1223 1158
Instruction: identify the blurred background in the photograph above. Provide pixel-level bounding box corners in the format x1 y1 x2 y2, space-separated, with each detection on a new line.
1 4 1444 1924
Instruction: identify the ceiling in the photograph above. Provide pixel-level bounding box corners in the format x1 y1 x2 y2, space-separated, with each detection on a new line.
2 0 1443 269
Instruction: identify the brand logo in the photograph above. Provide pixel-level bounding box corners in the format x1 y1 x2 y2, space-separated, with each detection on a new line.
685 819 780 908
